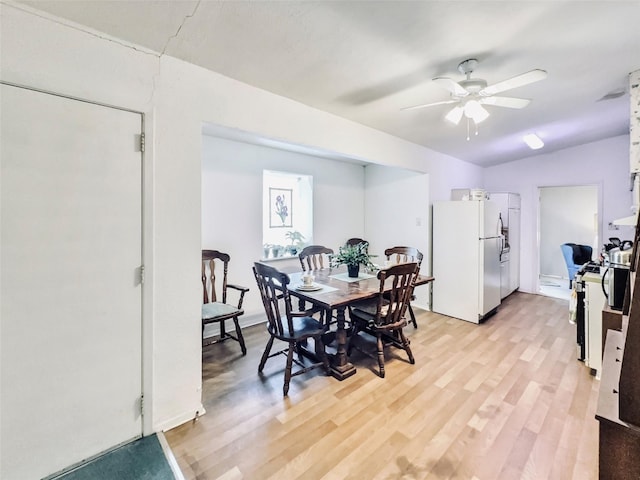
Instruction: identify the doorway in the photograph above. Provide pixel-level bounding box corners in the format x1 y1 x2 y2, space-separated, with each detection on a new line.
1 84 144 479
538 185 598 299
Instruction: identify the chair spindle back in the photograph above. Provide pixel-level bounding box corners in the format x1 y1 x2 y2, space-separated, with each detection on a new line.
202 250 230 304
298 245 334 271
253 262 296 337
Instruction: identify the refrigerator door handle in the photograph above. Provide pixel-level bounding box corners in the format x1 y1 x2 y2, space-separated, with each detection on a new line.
497 214 506 255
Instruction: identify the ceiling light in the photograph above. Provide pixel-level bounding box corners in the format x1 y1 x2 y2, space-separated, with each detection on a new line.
464 100 489 124
523 133 544 150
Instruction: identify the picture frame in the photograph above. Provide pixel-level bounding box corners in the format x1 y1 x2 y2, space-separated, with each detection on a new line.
269 187 293 228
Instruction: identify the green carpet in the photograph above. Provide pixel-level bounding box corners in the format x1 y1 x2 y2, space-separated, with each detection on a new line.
56 434 175 480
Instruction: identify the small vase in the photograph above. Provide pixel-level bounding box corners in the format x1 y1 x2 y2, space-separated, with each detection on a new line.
347 264 360 278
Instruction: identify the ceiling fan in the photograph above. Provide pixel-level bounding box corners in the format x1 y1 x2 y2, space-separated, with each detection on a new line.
402 58 547 133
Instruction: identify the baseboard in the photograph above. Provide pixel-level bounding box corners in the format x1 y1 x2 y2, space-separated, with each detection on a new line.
157 432 185 480
156 404 206 433
203 312 265 339
411 302 431 311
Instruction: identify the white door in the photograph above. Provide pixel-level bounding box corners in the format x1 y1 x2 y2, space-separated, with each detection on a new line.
1 84 143 479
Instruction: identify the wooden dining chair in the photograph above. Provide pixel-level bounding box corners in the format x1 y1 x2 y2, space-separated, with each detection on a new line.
345 237 368 247
298 245 334 271
348 262 420 378
202 250 249 355
252 262 329 396
384 246 424 328
298 245 336 326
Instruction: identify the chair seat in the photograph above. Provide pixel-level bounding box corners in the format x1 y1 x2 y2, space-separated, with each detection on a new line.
269 315 326 341
202 302 243 322
351 307 406 333
350 299 390 320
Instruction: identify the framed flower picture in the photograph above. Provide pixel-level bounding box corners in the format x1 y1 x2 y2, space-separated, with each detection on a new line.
269 188 292 228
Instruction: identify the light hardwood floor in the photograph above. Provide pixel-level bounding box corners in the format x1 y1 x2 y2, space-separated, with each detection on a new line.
165 292 599 480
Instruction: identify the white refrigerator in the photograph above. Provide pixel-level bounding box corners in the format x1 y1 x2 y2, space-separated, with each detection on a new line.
490 192 521 297
432 200 502 323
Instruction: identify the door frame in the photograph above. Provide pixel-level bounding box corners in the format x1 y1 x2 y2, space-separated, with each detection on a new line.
535 182 602 295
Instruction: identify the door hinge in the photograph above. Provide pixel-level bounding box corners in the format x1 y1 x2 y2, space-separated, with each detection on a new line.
139 132 145 153
139 265 145 285
140 394 144 414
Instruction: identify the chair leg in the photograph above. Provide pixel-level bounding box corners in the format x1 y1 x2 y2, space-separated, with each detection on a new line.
325 308 335 327
220 318 227 339
283 342 295 396
258 336 274 372
376 332 386 378
408 303 417 329
347 322 361 356
398 328 415 365
233 316 247 356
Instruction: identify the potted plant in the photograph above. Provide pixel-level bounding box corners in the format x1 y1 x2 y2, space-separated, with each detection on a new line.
331 242 375 277
284 230 306 256
271 244 284 258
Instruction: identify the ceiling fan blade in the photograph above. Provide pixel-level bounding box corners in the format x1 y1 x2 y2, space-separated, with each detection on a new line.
400 99 458 111
445 106 464 125
479 96 531 109
480 69 547 96
433 77 469 97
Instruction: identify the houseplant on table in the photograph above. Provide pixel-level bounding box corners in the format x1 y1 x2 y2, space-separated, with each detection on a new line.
330 242 375 277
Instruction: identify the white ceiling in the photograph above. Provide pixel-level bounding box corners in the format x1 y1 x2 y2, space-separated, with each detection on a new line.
19 0 640 167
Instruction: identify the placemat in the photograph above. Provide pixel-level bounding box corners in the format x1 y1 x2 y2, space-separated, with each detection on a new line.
329 272 376 283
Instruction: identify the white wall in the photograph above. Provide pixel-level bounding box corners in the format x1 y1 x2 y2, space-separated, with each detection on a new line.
364 165 431 308
539 185 598 278
201 135 366 321
484 135 632 293
1 2 482 447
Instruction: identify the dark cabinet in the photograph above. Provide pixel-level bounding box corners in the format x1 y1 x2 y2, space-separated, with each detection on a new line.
596 223 640 478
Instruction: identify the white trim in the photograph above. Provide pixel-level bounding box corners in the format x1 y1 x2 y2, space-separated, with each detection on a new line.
156 407 206 433
156 432 186 480
142 110 155 436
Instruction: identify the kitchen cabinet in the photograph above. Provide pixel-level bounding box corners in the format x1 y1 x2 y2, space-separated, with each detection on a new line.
596 208 640 478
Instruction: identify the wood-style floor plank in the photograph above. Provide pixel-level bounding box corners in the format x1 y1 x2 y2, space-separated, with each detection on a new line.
165 292 599 479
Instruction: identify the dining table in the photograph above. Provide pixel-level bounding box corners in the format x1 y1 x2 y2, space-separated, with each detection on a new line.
282 265 434 380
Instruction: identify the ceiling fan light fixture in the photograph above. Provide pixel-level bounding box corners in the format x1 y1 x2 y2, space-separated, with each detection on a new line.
523 133 544 150
445 106 464 125
402 59 546 140
464 100 489 124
